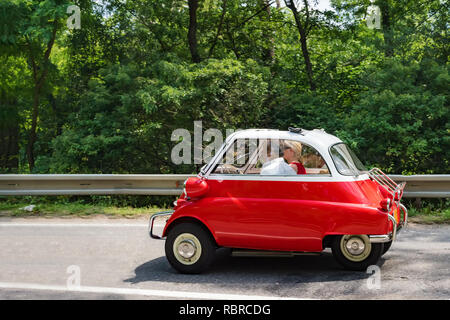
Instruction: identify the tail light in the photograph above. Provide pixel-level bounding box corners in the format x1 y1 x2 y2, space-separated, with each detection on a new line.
395 206 401 223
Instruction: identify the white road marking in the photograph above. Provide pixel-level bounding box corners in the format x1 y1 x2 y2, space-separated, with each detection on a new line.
0 282 302 300
0 223 148 227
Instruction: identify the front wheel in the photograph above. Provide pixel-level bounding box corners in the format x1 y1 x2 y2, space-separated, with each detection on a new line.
331 235 384 271
165 222 216 274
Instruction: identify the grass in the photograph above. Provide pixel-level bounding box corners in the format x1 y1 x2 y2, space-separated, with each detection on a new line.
0 201 166 218
407 206 450 224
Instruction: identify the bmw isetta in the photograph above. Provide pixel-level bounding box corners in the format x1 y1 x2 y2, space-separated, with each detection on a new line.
149 128 408 273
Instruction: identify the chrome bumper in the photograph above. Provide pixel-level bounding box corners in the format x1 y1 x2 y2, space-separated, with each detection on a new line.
369 204 408 243
148 211 173 239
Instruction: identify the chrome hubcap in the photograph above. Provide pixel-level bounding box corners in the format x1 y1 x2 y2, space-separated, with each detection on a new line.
173 233 202 265
346 238 365 255
340 235 371 262
177 239 197 259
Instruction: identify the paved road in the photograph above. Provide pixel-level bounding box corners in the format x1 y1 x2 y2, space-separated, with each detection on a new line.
0 217 449 300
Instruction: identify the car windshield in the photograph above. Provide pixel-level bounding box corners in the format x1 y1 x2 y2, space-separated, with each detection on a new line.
330 143 367 176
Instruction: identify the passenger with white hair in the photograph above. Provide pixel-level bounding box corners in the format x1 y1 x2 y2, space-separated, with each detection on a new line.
260 140 303 175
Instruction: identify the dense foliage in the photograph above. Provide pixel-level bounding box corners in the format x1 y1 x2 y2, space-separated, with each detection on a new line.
1 0 449 175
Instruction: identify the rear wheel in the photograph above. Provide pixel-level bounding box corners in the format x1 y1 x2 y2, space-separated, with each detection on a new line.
165 222 216 274
331 235 383 271
381 241 392 255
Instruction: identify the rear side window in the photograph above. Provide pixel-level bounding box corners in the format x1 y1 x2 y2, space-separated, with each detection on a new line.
330 143 367 176
300 144 330 175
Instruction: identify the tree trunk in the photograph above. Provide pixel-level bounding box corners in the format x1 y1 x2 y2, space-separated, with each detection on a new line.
188 0 201 63
285 1 316 91
26 20 58 171
0 103 19 172
262 0 275 64
208 0 227 58
26 86 40 170
377 0 394 57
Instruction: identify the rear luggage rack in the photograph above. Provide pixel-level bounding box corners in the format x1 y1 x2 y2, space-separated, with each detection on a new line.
368 168 408 230
368 168 406 201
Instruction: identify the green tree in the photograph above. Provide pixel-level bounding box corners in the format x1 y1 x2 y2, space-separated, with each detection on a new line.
1 0 71 171
48 58 269 173
338 59 449 174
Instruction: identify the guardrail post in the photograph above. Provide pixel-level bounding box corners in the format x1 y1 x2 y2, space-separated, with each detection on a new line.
414 197 422 209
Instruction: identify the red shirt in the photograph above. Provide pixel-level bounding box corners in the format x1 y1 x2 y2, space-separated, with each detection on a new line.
291 161 306 175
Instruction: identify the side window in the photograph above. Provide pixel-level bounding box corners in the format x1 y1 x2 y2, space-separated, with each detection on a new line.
211 139 330 176
300 144 330 175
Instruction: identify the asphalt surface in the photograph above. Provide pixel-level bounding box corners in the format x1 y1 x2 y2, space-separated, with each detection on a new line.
0 217 449 300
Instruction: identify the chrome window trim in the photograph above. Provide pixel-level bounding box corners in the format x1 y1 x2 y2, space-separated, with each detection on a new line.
206 173 370 183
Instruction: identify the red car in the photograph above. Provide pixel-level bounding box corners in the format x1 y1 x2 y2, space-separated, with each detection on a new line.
150 128 408 273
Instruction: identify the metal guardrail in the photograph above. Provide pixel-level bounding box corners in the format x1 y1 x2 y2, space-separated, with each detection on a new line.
0 174 193 196
388 175 450 198
0 174 449 198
